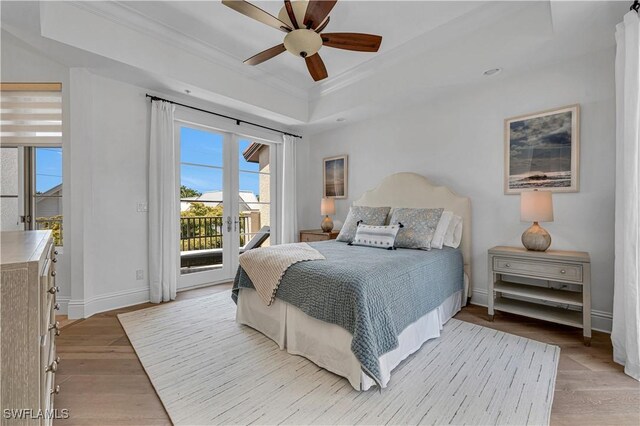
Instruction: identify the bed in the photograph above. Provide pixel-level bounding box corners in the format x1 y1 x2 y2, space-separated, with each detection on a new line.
234 172 472 390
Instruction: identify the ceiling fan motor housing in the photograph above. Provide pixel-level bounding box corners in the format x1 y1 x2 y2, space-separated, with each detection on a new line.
284 29 323 58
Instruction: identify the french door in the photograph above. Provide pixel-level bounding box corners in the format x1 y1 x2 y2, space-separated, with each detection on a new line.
176 120 277 290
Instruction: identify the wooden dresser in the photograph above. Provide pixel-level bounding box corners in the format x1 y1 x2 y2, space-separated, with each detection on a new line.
299 229 339 242
1 231 60 425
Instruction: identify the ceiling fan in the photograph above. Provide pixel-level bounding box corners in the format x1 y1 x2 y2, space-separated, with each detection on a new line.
221 0 382 82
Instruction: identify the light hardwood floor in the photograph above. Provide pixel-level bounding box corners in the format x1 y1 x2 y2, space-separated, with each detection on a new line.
54 285 640 425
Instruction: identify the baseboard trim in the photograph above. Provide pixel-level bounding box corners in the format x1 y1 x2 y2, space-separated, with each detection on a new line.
56 296 70 315
470 289 612 334
67 286 150 319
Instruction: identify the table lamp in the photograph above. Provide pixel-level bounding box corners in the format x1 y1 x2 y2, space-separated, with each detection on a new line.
320 197 335 232
520 189 554 251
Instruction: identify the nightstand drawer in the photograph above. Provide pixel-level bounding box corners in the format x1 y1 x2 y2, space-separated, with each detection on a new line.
300 233 329 242
494 257 583 282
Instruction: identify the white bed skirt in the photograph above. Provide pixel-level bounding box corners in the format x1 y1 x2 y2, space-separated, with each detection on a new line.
236 287 463 390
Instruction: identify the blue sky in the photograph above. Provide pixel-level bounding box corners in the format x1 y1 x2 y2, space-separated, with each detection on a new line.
180 127 261 196
35 147 62 193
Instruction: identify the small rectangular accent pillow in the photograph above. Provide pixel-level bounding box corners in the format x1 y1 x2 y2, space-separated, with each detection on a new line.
336 206 391 243
349 223 402 250
389 207 444 249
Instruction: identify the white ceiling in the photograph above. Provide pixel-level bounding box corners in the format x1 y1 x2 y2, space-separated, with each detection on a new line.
0 1 631 133
117 1 487 90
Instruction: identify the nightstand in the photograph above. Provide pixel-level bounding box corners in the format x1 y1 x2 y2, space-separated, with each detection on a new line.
299 229 339 242
488 246 592 345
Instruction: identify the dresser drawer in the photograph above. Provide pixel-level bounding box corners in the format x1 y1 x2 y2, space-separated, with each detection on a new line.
494 257 583 283
300 233 329 242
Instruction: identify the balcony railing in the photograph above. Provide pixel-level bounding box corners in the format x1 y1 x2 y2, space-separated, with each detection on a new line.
180 215 251 252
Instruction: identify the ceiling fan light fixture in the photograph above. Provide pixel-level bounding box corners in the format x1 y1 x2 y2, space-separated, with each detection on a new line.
284 29 322 58
278 0 308 29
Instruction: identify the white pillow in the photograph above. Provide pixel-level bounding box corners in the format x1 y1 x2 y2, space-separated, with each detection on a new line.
431 211 453 249
444 215 463 248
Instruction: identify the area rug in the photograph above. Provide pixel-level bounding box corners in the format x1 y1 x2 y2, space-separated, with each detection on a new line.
118 291 559 425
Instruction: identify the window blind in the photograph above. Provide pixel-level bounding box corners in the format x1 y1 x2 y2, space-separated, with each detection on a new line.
0 83 62 146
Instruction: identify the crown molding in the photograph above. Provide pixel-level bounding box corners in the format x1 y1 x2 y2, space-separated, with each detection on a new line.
68 1 308 102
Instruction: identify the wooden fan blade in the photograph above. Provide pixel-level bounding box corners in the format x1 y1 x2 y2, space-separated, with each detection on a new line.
303 0 337 29
305 53 328 81
244 44 286 65
322 33 382 52
284 0 299 29
315 16 330 33
222 0 292 33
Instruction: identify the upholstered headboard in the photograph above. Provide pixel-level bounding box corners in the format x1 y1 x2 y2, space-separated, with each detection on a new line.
353 172 472 297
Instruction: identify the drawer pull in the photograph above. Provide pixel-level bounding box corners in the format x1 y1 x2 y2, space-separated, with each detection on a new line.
45 360 58 373
505 263 511 268
51 270 56 277
52 258 58 263
48 286 59 295
54 250 59 255
560 269 566 274
54 303 60 311
50 385 60 395
48 321 60 332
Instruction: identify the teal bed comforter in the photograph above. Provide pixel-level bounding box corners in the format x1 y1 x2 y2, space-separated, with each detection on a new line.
232 240 464 388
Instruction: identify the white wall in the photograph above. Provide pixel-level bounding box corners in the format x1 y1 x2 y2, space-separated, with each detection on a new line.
75 74 152 316
297 49 616 331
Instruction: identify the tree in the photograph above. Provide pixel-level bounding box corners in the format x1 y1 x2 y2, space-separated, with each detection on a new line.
180 185 201 199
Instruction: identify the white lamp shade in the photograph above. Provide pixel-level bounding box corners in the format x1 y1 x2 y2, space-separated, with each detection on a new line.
520 190 554 222
320 198 335 215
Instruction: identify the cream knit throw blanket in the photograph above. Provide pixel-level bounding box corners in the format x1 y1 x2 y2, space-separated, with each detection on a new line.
238 243 325 305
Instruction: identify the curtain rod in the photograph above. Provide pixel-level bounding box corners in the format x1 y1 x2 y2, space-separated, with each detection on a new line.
145 94 302 139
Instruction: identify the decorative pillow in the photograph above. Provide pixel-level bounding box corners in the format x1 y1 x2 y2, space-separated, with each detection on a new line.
444 215 463 248
431 211 453 249
336 206 391 242
389 207 444 249
349 223 402 250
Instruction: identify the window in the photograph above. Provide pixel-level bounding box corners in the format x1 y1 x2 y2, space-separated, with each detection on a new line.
34 147 63 245
0 83 63 245
238 139 272 248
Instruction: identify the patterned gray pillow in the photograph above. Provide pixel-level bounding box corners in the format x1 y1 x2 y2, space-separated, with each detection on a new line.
389 208 444 249
336 206 391 242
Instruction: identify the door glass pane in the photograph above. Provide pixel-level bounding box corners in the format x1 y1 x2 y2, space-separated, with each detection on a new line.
238 140 271 251
0 147 21 231
34 147 63 245
180 127 225 275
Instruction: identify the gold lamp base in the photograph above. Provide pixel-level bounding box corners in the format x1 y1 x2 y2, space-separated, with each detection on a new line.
321 215 334 232
521 221 551 251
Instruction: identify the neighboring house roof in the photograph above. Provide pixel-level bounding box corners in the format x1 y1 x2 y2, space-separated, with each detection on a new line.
36 184 62 202
242 142 264 163
180 190 260 212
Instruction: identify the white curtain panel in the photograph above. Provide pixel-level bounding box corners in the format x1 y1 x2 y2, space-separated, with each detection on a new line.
149 100 179 303
280 134 298 244
612 10 640 381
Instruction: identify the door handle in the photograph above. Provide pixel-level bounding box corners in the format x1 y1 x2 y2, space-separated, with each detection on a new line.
226 216 232 233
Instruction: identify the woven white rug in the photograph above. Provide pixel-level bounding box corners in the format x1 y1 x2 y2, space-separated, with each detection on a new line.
119 291 559 425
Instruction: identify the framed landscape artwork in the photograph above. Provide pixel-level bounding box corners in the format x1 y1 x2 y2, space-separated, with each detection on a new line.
323 155 348 199
504 104 580 194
